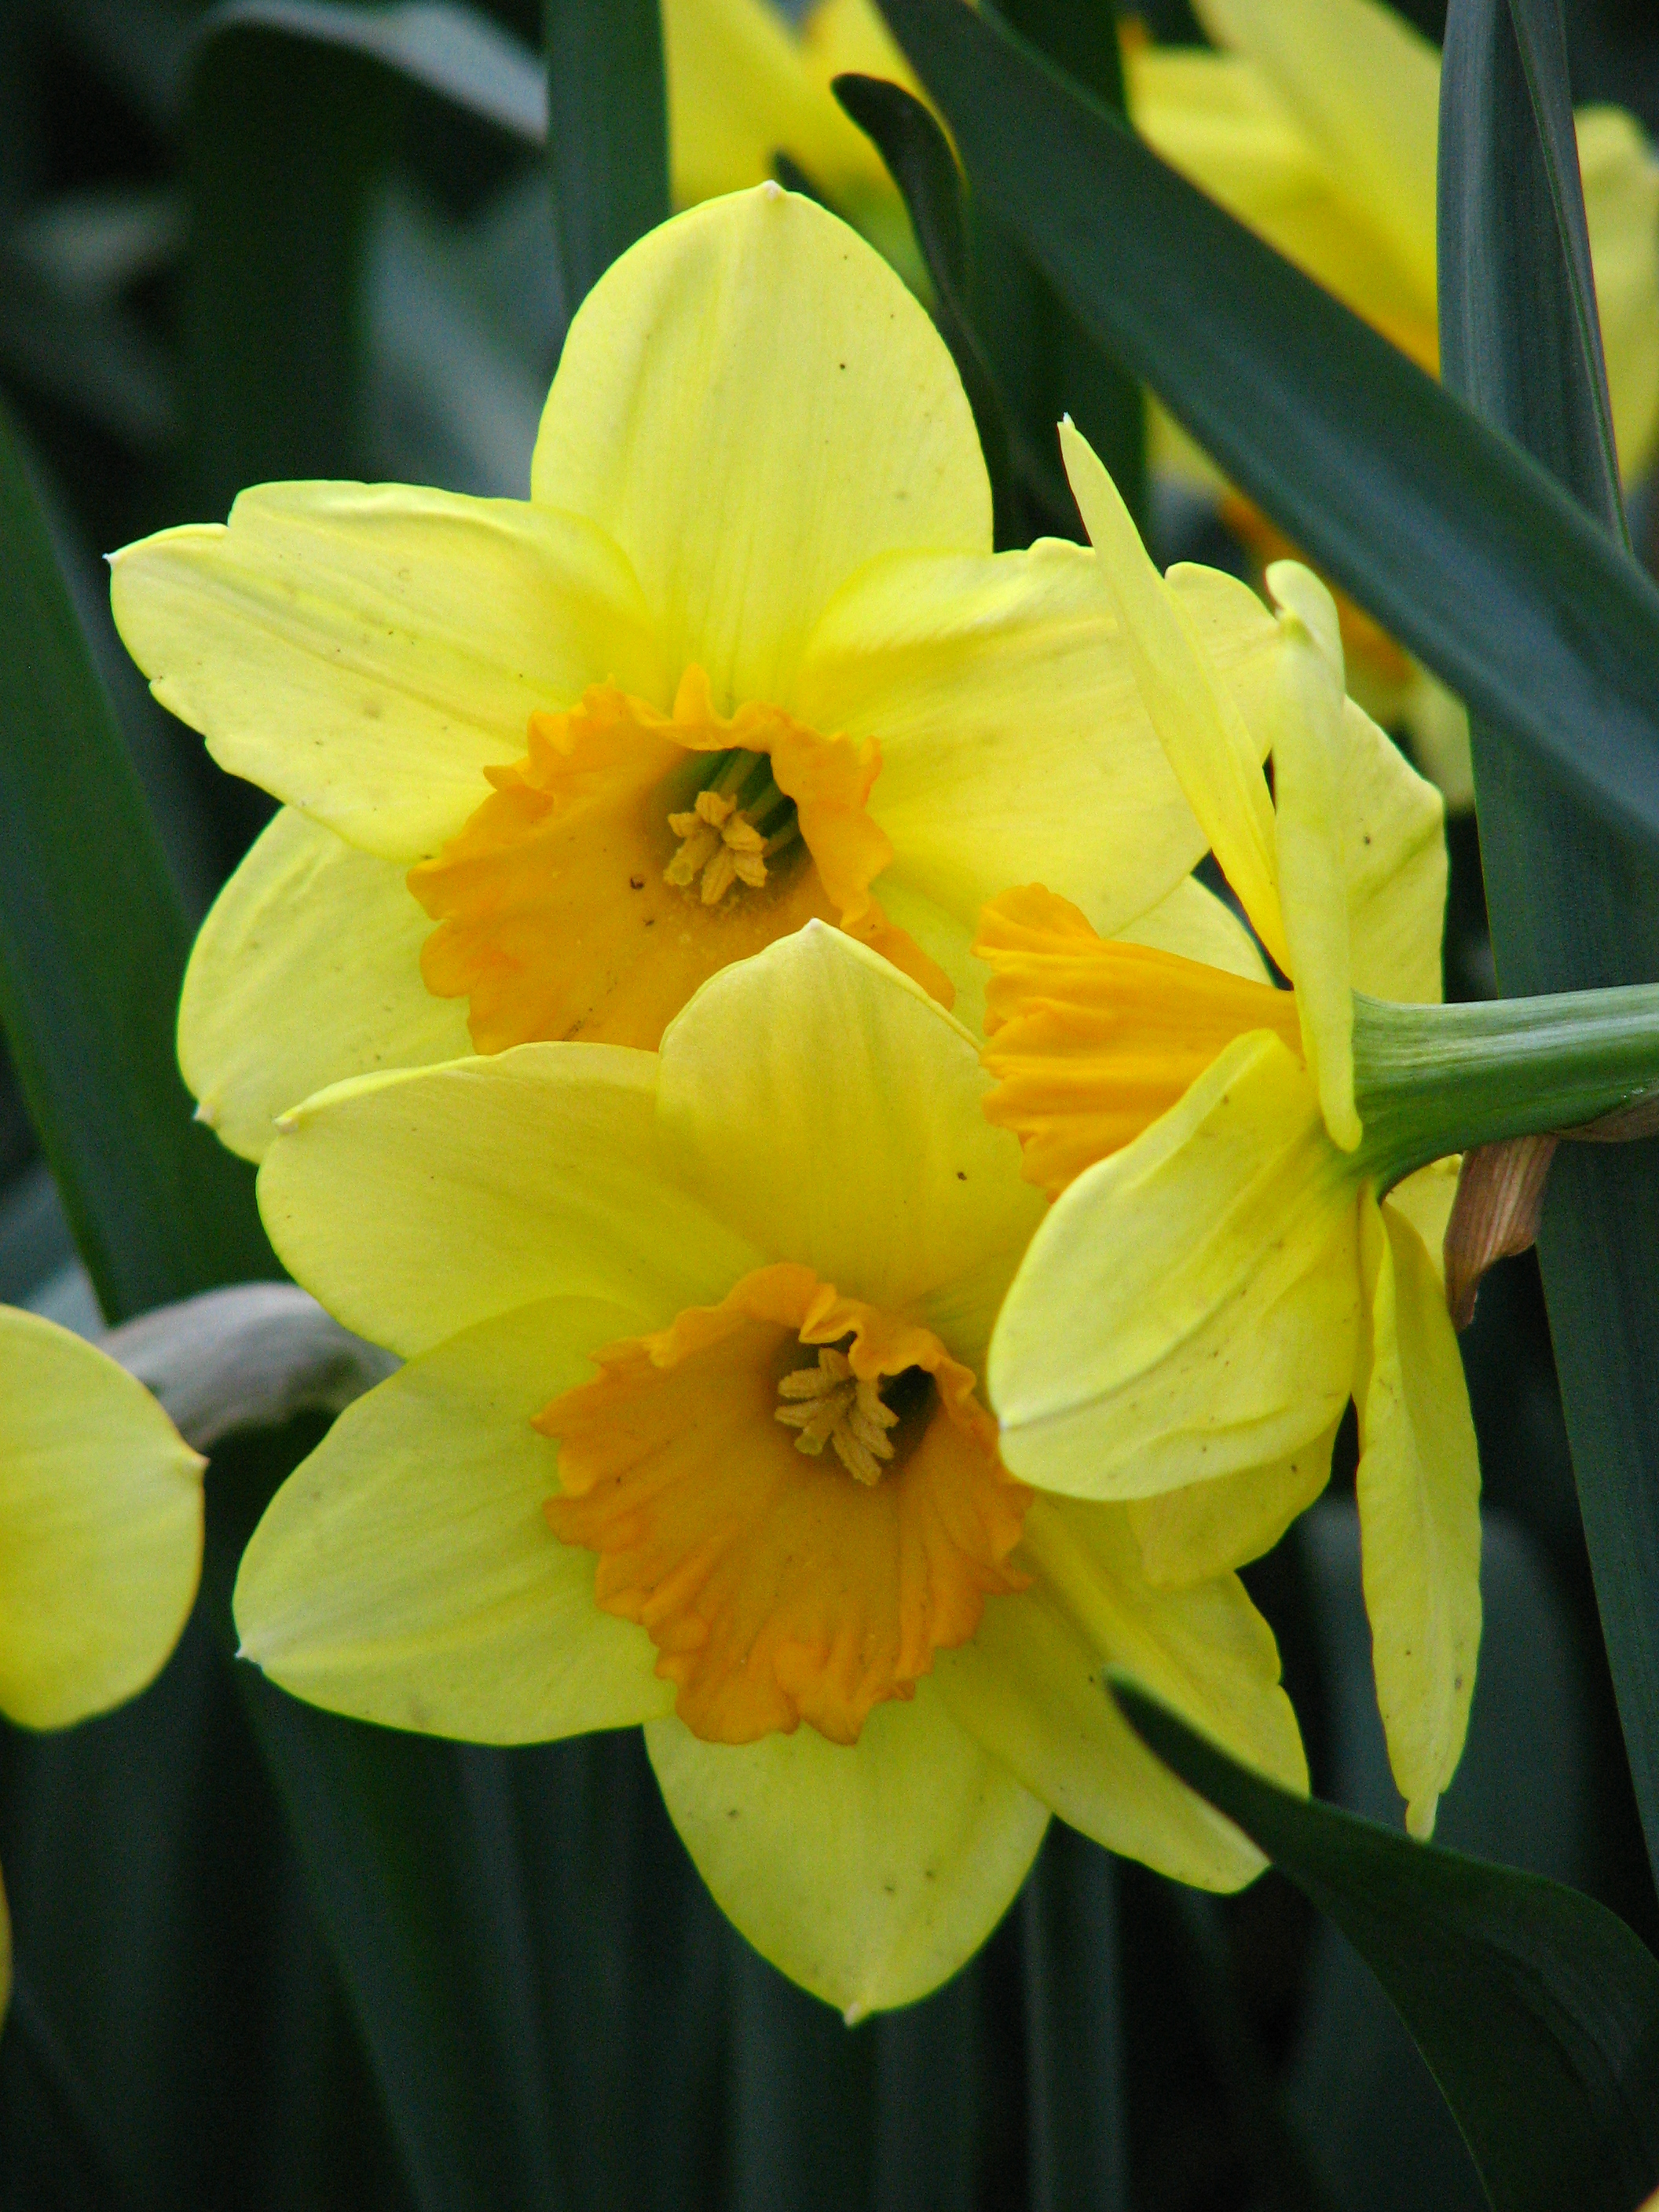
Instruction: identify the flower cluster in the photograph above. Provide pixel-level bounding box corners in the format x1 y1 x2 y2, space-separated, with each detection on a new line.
98 181 1496 2017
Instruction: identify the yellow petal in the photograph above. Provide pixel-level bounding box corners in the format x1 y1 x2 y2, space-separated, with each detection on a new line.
180 808 471 1162
938 1496 1306 1889
795 538 1282 942
1337 697 1448 1007
1265 562 1360 1150
1129 1423 1338 1588
111 484 664 861
0 1307 203 1730
1119 873 1271 982
259 1046 760 1357
1382 1157 1459 1285
644 1679 1048 2017
656 925 1042 1357
1355 1192 1481 1840
990 1031 1361 1500
530 187 988 712
1196 0 1439 309
235 1297 672 1739
1059 423 1290 970
1582 107 1659 480
662 0 881 206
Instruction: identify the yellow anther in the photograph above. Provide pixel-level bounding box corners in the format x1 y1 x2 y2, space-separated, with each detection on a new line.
666 787 769 903
775 1346 899 1486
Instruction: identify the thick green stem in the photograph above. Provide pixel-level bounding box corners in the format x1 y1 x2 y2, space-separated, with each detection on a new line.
1352 982 1659 1190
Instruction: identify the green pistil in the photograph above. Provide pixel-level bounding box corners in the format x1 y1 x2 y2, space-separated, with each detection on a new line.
1351 982 1659 1192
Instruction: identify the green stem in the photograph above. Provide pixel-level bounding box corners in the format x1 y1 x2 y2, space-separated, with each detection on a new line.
1352 982 1659 1190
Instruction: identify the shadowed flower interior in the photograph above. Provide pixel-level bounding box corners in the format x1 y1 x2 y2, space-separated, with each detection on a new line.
540 1261 1031 1747
409 665 951 1052
979 884 1301 1196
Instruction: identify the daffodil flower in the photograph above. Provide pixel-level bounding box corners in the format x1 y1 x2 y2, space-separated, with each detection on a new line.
112 185 1281 1164
1130 0 1659 772
665 0 921 273
233 925 1306 2016
0 1306 204 2016
983 425 1474 1842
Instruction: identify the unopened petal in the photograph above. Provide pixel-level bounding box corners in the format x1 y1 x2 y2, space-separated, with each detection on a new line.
658 926 1041 1347
645 1679 1047 2017
235 1298 673 1741
1355 1193 1481 1839
0 1309 202 1730
1060 423 1289 969
532 188 987 711
180 808 471 1162
991 1031 1360 1500
938 1496 1306 1889
111 484 664 861
260 1046 759 1358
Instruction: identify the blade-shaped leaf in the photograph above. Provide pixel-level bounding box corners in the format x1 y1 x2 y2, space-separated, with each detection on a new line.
544 0 668 320
873 0 1659 855
830 74 1020 545
0 400 273 1319
1115 1681 1659 2212
1439 0 1659 1890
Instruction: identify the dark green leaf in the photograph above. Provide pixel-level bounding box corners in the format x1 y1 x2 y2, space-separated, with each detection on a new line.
1439 0 1659 1891
543 0 667 321
830 75 1020 547
0 399 273 1319
1115 1681 1659 2212
873 0 1659 856
1020 1824 1126 2212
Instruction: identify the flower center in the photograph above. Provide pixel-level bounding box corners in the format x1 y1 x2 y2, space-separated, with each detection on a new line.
538 1263 1031 1746
976 884 1303 1196
406 668 951 1056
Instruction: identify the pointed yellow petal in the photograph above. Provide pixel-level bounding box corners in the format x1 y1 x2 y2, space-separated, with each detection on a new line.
531 188 988 712
939 1496 1306 1889
1196 0 1439 308
663 0 881 205
1382 1158 1459 1285
259 1047 760 1357
1059 423 1290 969
111 484 664 860
0 1309 202 1730
1337 696 1448 1006
1355 1193 1481 1840
657 925 1042 1353
180 808 471 1162
796 538 1282 941
990 1031 1360 1500
234 1297 673 1740
644 1680 1048 2016
1130 1423 1338 1588
1265 562 1360 1150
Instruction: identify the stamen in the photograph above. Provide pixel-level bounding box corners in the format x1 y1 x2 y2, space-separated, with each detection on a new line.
775 1345 899 1486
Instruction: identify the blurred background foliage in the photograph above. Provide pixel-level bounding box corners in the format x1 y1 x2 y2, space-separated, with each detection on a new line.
3 1 1659 2207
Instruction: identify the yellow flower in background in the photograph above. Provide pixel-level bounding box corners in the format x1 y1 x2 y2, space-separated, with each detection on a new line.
1130 0 1659 782
233 927 1306 2016
665 0 921 272
113 185 1286 1164
0 1307 204 2017
983 426 1478 1842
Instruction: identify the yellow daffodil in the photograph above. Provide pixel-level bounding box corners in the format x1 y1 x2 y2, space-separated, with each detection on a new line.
982 426 1478 1842
233 925 1306 2016
1130 0 1659 775
0 1306 204 2016
665 0 920 272
112 185 1285 1165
